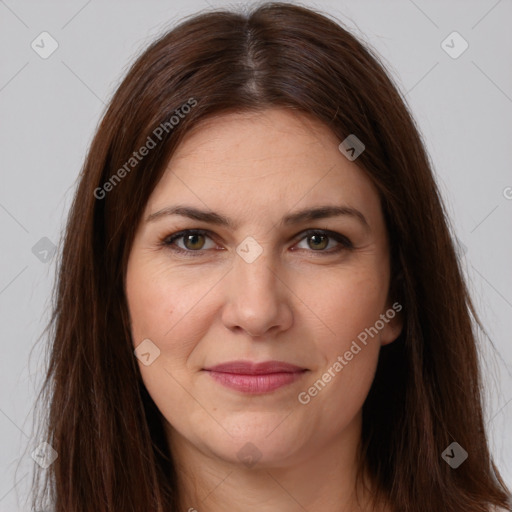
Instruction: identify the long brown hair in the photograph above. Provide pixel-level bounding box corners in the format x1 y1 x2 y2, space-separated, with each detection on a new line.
30 2 511 511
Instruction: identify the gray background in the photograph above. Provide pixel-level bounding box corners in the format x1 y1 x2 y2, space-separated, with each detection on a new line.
1 0 511 509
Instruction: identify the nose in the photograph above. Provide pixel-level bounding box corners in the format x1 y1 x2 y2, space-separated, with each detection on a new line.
221 250 294 338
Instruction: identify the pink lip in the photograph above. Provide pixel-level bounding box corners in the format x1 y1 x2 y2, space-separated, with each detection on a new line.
203 360 308 394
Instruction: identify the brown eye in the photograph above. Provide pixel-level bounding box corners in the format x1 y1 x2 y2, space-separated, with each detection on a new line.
183 233 206 250
293 229 353 254
307 233 329 251
163 229 216 255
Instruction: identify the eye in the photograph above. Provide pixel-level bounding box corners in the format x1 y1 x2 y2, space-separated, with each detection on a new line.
162 229 217 255
293 229 353 254
161 228 353 257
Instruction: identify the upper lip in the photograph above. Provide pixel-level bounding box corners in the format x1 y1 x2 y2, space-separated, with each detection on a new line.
203 360 307 374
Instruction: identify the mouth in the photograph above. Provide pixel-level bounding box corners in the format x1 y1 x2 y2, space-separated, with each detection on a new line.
202 360 309 394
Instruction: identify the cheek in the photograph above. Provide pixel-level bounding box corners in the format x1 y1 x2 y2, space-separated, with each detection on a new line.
125 259 212 433
293 266 386 418
127 254 193 341
296 263 389 349
125 255 222 372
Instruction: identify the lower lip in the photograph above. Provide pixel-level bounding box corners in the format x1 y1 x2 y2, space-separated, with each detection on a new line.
206 370 307 393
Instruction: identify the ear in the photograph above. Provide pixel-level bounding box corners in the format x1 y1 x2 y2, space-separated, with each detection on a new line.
380 300 404 346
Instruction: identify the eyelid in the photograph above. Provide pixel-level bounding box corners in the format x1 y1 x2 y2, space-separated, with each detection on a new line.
161 228 353 256
162 229 218 256
296 229 353 249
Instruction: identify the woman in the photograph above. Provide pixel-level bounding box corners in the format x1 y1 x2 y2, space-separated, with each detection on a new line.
31 2 511 511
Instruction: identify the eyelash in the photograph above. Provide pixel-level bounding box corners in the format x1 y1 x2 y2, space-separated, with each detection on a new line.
161 229 353 257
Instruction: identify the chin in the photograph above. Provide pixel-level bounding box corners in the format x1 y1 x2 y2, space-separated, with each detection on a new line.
202 427 307 470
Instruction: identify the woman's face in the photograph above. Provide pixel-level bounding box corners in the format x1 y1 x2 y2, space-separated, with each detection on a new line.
125 108 402 469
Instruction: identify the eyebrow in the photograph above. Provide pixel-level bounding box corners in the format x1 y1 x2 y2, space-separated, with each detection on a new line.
146 204 370 230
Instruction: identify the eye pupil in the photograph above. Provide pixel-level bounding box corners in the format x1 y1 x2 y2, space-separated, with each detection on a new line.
308 233 328 250
185 234 205 250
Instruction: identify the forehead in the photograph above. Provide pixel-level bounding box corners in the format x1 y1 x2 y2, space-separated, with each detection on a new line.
168 108 340 174
144 108 381 225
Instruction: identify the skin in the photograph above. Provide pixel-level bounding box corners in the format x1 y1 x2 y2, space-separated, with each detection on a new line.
125 108 403 512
